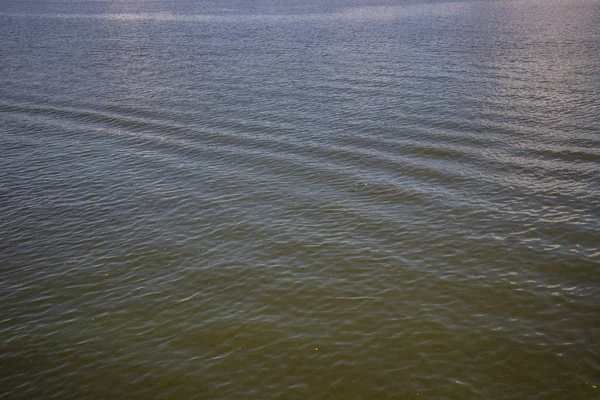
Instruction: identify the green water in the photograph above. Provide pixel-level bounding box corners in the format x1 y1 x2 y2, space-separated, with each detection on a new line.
1 0 599 398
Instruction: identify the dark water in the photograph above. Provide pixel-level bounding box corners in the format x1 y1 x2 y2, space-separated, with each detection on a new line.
1 0 599 398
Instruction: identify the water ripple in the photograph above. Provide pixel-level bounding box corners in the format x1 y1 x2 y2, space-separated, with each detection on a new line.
2 0 600 399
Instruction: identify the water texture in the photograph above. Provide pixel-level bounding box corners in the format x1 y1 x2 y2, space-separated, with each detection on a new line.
1 0 599 398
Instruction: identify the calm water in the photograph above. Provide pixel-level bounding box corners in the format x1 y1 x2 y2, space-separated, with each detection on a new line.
1 0 599 398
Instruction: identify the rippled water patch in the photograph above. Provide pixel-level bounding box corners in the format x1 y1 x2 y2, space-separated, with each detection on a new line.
1 0 599 399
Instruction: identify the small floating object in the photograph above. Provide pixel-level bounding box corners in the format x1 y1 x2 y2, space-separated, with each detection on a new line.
178 293 196 303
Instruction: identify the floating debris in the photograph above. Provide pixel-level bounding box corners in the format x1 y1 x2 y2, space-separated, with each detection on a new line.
178 294 197 303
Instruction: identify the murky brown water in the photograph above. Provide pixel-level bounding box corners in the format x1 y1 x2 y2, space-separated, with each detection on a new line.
1 0 599 398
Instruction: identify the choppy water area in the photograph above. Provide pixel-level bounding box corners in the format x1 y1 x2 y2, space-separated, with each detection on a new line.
1 0 599 398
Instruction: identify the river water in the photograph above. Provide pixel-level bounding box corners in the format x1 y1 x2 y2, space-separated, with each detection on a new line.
1 0 599 398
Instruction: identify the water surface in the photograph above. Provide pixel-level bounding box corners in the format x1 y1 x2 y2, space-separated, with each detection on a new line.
1 0 599 398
